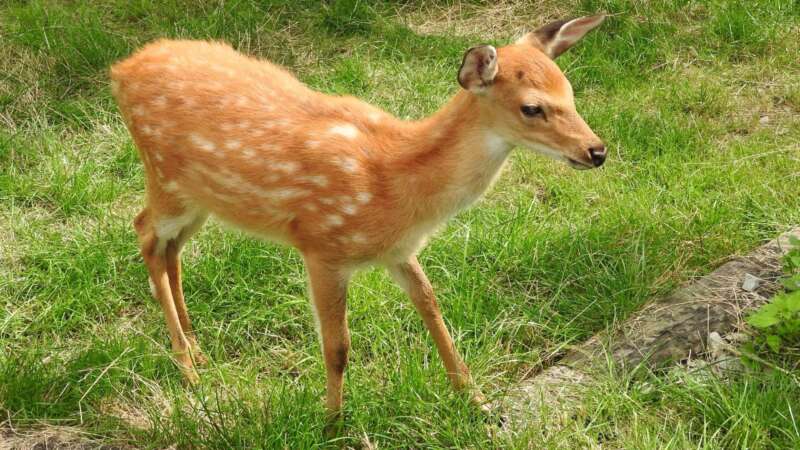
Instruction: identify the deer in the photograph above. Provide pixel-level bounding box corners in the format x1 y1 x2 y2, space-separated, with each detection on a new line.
110 14 607 424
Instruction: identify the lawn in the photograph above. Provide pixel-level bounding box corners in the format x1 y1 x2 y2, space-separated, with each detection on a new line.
1 0 799 448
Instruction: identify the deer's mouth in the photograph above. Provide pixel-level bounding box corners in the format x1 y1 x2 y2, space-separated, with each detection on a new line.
566 157 593 170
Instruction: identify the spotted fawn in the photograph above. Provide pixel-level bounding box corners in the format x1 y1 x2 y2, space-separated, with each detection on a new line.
110 14 607 421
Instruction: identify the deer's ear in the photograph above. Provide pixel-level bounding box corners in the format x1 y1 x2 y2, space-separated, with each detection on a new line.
517 15 605 59
457 45 498 92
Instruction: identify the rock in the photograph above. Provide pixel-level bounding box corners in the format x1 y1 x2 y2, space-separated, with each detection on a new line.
742 273 761 292
707 331 727 359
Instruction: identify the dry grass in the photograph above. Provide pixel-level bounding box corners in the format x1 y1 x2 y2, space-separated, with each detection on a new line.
397 0 571 41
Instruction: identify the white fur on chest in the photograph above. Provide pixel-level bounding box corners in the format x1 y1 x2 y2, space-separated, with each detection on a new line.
442 131 511 212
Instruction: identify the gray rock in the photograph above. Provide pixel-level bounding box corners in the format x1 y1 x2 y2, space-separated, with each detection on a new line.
742 273 762 292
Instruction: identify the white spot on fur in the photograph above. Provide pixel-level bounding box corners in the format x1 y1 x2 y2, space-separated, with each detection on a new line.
299 175 328 187
273 161 299 174
319 197 335 205
141 126 160 138
154 152 164 162
368 112 382 123
303 203 318 212
341 204 357 215
336 233 367 245
326 215 344 227
201 185 238 203
152 96 167 109
190 133 216 152
306 140 320 149
163 181 179 192
336 156 359 173
190 164 266 199
329 123 359 139
271 188 310 200
242 148 256 159
238 120 252 130
356 192 372 204
225 140 242 150
132 105 146 117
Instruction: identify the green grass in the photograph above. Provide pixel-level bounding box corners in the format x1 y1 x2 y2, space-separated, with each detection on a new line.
1 0 799 448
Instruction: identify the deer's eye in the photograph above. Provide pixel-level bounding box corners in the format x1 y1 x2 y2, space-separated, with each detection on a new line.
521 105 544 118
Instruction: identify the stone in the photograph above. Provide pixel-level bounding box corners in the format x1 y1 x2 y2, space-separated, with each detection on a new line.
742 273 761 292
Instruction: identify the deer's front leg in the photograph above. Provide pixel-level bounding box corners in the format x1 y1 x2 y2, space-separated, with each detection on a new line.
388 256 484 404
304 255 351 422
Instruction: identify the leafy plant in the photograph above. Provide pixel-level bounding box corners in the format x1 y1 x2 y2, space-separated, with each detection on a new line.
745 236 800 353
781 236 800 291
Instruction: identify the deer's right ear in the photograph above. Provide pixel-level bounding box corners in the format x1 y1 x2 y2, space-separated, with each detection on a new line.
457 45 498 93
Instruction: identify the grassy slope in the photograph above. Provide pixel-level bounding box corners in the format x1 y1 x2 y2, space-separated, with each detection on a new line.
1 0 799 448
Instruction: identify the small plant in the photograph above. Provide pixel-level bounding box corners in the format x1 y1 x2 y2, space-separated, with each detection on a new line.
745 236 800 353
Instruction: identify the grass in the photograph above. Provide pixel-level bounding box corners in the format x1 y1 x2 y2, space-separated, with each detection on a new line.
1 0 799 448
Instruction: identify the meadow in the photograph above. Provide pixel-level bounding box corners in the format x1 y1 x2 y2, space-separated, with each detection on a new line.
1 0 799 448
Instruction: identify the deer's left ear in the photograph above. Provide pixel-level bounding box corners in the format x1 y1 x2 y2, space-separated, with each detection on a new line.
517 15 605 59
458 45 498 92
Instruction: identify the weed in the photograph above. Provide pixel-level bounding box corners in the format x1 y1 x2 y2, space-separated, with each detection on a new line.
746 236 800 355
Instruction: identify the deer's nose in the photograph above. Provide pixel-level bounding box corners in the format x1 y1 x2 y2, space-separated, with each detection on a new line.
588 145 606 167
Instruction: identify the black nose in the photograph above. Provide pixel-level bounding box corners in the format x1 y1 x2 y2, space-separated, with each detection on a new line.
589 145 606 167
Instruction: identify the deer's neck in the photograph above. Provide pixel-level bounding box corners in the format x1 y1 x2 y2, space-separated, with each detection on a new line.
386 92 512 222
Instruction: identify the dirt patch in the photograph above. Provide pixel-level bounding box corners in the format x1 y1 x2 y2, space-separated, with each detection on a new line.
0 425 130 450
397 0 569 41
497 227 800 432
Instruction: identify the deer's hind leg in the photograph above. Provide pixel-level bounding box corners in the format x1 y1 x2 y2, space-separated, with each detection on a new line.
134 200 207 383
165 213 208 364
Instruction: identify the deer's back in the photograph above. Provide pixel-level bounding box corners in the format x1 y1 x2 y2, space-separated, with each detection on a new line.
111 40 409 262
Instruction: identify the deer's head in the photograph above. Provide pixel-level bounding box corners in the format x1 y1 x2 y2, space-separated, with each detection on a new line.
458 15 607 169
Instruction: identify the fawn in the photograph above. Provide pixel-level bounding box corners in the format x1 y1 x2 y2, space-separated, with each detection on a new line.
110 15 606 421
